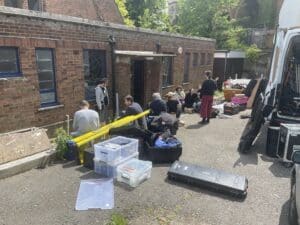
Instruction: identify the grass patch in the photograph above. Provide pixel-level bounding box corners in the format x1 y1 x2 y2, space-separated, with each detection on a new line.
107 213 128 225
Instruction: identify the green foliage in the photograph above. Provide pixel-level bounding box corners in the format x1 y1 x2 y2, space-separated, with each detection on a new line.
107 213 128 225
177 0 245 49
115 0 134 26
238 0 276 28
54 128 72 160
245 44 262 63
238 0 259 28
124 0 172 31
256 0 276 28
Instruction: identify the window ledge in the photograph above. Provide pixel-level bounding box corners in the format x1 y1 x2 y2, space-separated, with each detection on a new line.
38 104 64 112
182 82 190 85
0 77 26 81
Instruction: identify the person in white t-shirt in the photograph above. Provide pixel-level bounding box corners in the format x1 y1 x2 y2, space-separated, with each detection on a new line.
71 100 100 137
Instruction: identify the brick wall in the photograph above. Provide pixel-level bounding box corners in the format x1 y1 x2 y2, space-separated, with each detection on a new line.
43 0 123 23
0 9 214 133
0 0 124 23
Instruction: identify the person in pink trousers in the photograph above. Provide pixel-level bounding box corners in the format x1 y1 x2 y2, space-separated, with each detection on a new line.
199 71 217 124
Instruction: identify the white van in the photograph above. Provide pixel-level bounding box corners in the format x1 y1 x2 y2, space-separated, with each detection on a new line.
238 0 300 154
263 0 300 123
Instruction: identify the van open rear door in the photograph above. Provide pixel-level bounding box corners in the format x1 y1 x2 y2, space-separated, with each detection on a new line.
264 0 300 121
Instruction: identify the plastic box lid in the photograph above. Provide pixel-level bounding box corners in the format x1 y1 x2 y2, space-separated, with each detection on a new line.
94 136 138 149
94 136 138 162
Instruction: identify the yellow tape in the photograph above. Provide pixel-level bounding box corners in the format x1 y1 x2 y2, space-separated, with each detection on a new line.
73 110 150 147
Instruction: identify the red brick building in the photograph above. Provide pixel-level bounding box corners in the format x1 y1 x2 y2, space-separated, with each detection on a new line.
0 2 215 133
0 0 123 23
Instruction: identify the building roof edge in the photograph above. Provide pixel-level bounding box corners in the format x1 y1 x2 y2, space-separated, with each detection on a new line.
0 6 216 43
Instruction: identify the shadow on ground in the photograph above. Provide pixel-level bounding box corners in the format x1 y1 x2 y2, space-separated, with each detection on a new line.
233 151 259 167
165 178 246 203
80 171 104 179
269 161 292 178
233 124 267 167
185 123 207 130
278 200 289 225
234 123 291 177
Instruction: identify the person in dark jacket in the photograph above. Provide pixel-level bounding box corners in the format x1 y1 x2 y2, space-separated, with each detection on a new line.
149 92 167 116
166 92 181 118
199 71 217 124
124 95 147 129
184 89 199 108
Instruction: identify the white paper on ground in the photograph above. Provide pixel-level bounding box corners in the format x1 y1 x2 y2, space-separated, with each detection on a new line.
75 178 114 211
213 103 225 114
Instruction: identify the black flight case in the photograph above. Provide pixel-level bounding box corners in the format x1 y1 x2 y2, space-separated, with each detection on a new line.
277 123 300 163
168 161 248 198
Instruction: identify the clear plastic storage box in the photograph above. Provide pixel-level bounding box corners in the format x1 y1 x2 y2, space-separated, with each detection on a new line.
94 152 139 178
116 159 152 187
94 136 138 163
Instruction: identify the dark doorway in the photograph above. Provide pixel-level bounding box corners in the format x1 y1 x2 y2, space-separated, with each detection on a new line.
132 60 145 107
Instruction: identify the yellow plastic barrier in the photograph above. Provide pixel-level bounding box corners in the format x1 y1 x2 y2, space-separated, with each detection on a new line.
73 110 150 147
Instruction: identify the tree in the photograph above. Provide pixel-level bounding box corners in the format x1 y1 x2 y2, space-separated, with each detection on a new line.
115 0 134 26
256 0 276 28
238 0 259 28
124 0 172 31
177 0 246 49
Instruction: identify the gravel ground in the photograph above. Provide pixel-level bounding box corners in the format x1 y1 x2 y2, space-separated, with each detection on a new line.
0 113 291 225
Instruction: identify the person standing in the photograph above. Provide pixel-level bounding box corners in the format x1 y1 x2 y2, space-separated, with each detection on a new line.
123 95 147 129
199 71 217 124
71 100 100 137
95 79 109 124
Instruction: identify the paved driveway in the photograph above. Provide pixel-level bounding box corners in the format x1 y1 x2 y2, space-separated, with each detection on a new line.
0 113 291 225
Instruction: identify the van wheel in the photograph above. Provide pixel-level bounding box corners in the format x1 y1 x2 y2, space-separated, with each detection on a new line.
289 183 299 225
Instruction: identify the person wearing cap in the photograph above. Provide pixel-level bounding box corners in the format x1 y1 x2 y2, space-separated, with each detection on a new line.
123 95 147 129
95 79 109 124
199 71 217 124
71 100 100 137
149 92 167 116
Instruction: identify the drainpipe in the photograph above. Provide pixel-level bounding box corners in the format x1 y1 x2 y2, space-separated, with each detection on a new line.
224 51 228 80
108 35 117 117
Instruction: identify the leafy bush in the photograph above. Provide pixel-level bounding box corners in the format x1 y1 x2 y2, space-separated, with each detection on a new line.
55 128 72 160
107 213 128 225
245 44 262 63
